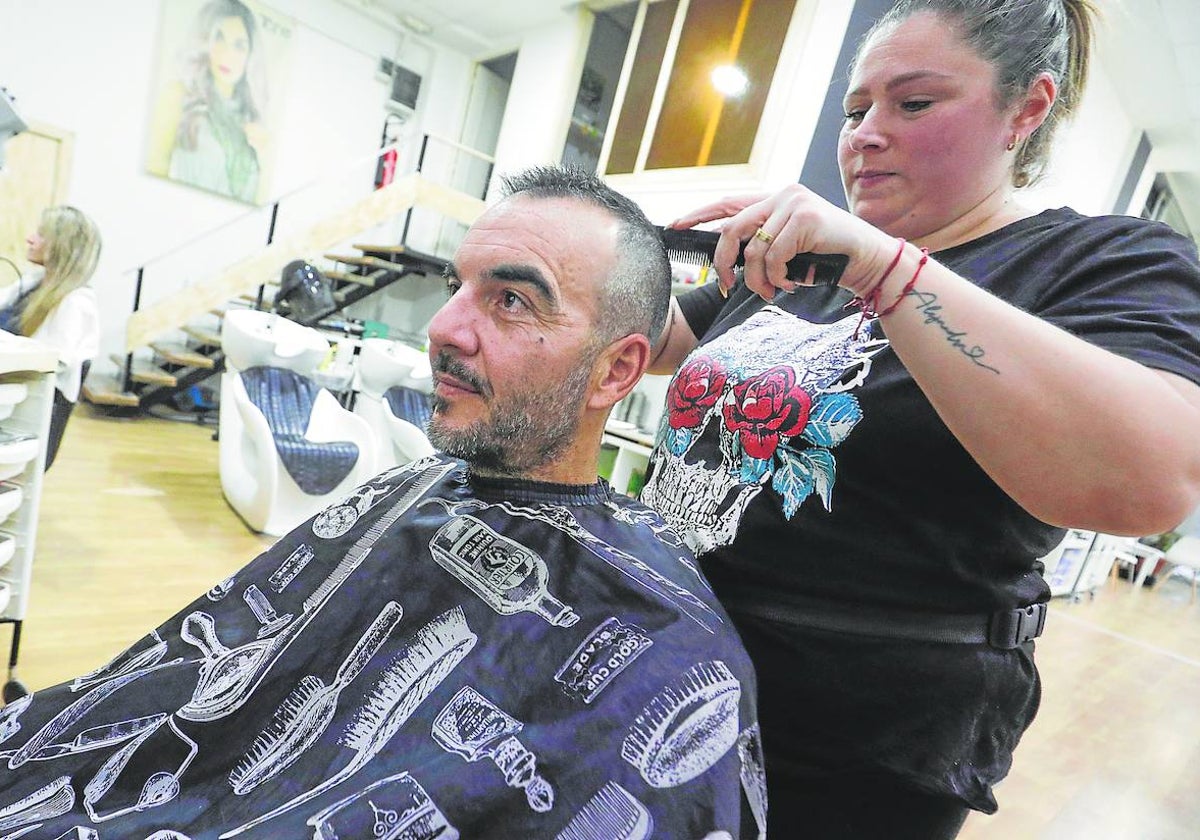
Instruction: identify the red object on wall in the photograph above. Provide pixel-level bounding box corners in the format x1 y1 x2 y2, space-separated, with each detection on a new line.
374 147 397 189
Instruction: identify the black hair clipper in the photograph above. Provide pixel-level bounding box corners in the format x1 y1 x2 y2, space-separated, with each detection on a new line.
659 226 848 287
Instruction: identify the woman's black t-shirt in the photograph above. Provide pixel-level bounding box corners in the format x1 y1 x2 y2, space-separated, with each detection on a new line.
643 207 1200 810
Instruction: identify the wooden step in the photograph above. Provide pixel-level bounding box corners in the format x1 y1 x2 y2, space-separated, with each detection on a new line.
324 253 371 267
81 374 140 408
351 242 448 276
131 366 178 387
327 269 380 288
323 253 396 274
218 301 258 316
151 342 216 369
352 242 410 256
236 295 276 308
182 325 222 348
321 271 362 284
109 354 178 387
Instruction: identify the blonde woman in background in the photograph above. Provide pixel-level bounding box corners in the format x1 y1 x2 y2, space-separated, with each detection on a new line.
0 206 101 469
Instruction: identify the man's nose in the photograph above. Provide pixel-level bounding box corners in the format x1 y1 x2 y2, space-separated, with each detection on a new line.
427 288 480 357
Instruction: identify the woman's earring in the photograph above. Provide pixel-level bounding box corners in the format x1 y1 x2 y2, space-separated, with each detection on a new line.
1006 134 1018 152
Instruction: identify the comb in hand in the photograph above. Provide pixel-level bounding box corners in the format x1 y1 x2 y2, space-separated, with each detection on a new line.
659 226 848 287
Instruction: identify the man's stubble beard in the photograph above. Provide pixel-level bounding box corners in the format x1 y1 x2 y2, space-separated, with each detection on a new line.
427 352 597 478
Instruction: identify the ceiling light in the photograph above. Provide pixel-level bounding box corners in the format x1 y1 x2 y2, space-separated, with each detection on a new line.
711 64 749 98
400 13 433 35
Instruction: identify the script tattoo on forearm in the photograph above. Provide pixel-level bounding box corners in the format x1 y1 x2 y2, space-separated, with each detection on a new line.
906 291 1000 374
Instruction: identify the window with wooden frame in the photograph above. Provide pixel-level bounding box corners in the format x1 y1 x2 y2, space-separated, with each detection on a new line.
603 0 800 175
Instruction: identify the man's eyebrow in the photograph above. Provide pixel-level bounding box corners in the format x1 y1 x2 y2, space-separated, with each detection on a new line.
486 264 558 307
443 263 457 280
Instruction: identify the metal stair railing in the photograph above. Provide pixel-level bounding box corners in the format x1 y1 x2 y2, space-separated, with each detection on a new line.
111 134 491 411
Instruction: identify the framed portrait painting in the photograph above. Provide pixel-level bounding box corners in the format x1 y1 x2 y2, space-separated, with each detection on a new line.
145 0 294 204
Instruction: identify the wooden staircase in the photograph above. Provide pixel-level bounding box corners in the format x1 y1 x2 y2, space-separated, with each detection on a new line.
83 174 484 412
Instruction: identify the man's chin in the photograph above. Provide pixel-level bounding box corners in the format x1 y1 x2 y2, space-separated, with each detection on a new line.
428 418 488 459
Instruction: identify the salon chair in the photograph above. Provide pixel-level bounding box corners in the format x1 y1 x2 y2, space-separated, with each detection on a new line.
220 364 377 536
352 338 434 472
1132 535 1200 602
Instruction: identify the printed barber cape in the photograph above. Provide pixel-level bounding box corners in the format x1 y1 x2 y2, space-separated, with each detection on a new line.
0 455 765 839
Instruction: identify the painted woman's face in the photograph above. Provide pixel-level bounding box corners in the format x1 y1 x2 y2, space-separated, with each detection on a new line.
25 229 46 265
208 16 251 97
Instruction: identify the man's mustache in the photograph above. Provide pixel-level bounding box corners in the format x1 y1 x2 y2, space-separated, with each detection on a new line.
432 351 491 398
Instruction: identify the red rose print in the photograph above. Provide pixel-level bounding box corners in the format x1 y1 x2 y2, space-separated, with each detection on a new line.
722 366 812 459
667 356 728 429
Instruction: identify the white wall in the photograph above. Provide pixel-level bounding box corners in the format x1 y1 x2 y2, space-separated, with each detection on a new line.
1022 60 1139 217
488 8 594 199
0 0 474 373
0 0 1161 379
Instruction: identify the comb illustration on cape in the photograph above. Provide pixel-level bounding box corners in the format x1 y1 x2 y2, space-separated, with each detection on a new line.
179 460 454 723
219 605 477 838
228 600 404 794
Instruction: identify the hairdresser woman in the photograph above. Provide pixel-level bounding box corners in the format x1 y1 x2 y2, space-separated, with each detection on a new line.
640 0 1200 836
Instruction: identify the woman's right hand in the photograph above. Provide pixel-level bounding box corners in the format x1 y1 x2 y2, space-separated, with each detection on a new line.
673 184 898 300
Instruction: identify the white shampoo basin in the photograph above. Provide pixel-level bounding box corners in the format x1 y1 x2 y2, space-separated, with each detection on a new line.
221 310 330 375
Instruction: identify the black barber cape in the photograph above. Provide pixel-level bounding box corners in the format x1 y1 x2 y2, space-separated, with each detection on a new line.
0 455 764 839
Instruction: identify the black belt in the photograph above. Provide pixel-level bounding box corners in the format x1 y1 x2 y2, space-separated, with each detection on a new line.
728 596 1047 650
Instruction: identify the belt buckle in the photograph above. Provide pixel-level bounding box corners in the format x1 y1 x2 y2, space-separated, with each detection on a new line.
988 603 1048 649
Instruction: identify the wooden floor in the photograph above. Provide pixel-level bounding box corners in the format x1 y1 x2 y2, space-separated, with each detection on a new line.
9 409 1200 838
12 407 273 691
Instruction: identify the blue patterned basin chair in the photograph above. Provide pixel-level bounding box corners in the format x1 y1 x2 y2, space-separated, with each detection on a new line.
353 382 434 473
219 365 377 536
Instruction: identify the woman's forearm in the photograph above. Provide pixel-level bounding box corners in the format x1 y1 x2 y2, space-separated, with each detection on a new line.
878 247 1200 534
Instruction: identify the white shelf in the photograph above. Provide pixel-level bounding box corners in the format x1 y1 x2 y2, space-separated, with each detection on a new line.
0 533 14 570
0 336 56 627
0 382 28 422
0 483 23 522
602 426 654 497
0 435 39 481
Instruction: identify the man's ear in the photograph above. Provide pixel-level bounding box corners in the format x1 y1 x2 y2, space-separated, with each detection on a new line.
587 333 651 411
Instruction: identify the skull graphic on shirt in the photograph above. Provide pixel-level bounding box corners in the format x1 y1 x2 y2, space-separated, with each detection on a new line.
641 308 887 554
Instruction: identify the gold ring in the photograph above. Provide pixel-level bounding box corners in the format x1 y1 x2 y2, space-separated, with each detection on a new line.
753 227 775 245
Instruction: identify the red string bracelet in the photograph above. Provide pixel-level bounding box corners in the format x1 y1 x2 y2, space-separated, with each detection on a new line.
847 238 906 336
877 247 930 317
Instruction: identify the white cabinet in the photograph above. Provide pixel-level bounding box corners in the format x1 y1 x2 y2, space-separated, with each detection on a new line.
1040 529 1098 599
601 426 654 496
0 334 58 700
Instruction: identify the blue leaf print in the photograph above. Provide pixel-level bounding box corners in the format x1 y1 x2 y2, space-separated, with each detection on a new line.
772 449 815 519
666 426 693 457
741 454 770 485
798 448 837 510
801 393 862 448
